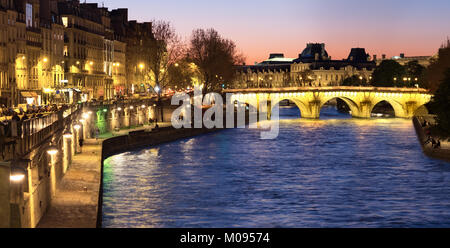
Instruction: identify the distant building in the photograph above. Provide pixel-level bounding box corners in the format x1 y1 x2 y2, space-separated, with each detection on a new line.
232 43 376 89
375 53 434 67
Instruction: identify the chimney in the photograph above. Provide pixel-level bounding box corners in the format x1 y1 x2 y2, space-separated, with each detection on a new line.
382 54 386 59
373 55 377 61
400 53 405 58
40 0 51 22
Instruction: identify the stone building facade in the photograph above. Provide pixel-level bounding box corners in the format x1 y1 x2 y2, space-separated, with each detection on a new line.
0 0 156 107
232 43 377 89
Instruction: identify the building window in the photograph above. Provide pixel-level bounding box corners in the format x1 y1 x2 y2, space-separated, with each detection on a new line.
62 17 68 28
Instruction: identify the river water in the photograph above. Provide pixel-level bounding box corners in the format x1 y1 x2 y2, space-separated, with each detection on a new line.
102 106 450 228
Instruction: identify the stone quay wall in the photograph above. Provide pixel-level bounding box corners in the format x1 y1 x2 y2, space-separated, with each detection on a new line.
413 116 450 161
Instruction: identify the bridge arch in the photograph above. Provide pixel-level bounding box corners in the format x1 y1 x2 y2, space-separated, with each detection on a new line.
371 99 406 118
269 97 311 118
319 96 360 117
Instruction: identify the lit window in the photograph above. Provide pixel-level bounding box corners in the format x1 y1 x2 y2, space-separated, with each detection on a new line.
62 17 68 28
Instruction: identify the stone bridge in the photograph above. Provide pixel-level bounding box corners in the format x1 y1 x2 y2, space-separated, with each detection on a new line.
224 86 432 119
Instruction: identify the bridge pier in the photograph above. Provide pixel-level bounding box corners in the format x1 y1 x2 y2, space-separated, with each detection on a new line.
351 101 373 119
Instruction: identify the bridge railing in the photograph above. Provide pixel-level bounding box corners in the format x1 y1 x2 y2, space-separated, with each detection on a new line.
223 86 431 94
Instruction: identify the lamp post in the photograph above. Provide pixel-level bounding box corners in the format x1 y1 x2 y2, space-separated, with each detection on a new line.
47 146 59 198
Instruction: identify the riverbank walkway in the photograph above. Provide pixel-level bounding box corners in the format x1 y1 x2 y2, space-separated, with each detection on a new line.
37 123 171 228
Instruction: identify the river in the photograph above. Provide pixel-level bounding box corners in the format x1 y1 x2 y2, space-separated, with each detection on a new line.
102 106 450 228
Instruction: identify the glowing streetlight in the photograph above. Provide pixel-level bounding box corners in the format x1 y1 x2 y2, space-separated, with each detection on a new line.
74 124 81 130
82 113 89 119
141 105 146 109
43 57 48 63
10 174 25 183
63 132 73 139
117 107 122 111
130 106 134 110
47 147 59 156
139 63 145 70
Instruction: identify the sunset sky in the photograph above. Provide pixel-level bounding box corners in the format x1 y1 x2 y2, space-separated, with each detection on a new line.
88 0 450 64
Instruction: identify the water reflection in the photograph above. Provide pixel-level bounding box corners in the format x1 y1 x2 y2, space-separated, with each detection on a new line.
102 106 450 228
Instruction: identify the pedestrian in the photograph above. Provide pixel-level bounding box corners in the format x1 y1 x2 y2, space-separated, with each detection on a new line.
79 138 84 152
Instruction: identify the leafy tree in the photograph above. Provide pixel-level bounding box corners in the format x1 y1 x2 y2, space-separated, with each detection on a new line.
187 28 244 93
404 60 426 87
297 69 315 86
342 75 368 86
371 60 405 87
429 69 450 137
166 60 198 90
423 41 450 93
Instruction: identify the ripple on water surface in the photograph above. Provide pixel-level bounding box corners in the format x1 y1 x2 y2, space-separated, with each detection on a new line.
102 107 450 228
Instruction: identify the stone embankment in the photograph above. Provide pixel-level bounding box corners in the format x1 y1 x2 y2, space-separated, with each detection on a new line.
37 125 220 228
413 116 450 162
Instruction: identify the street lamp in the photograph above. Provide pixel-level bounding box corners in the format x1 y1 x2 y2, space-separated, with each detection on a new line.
47 147 59 156
10 173 25 183
63 131 73 139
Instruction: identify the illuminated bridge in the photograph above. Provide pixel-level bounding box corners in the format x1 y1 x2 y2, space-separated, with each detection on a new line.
223 86 432 119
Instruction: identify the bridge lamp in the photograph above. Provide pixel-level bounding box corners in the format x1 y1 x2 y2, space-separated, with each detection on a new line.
74 124 81 130
117 107 122 111
43 57 48 63
130 106 134 110
141 105 146 109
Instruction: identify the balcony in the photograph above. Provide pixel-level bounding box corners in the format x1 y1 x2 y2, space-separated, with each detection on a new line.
26 26 41 34
26 41 42 48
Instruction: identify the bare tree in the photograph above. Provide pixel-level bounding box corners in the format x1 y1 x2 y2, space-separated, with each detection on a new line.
188 28 244 93
140 20 185 93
